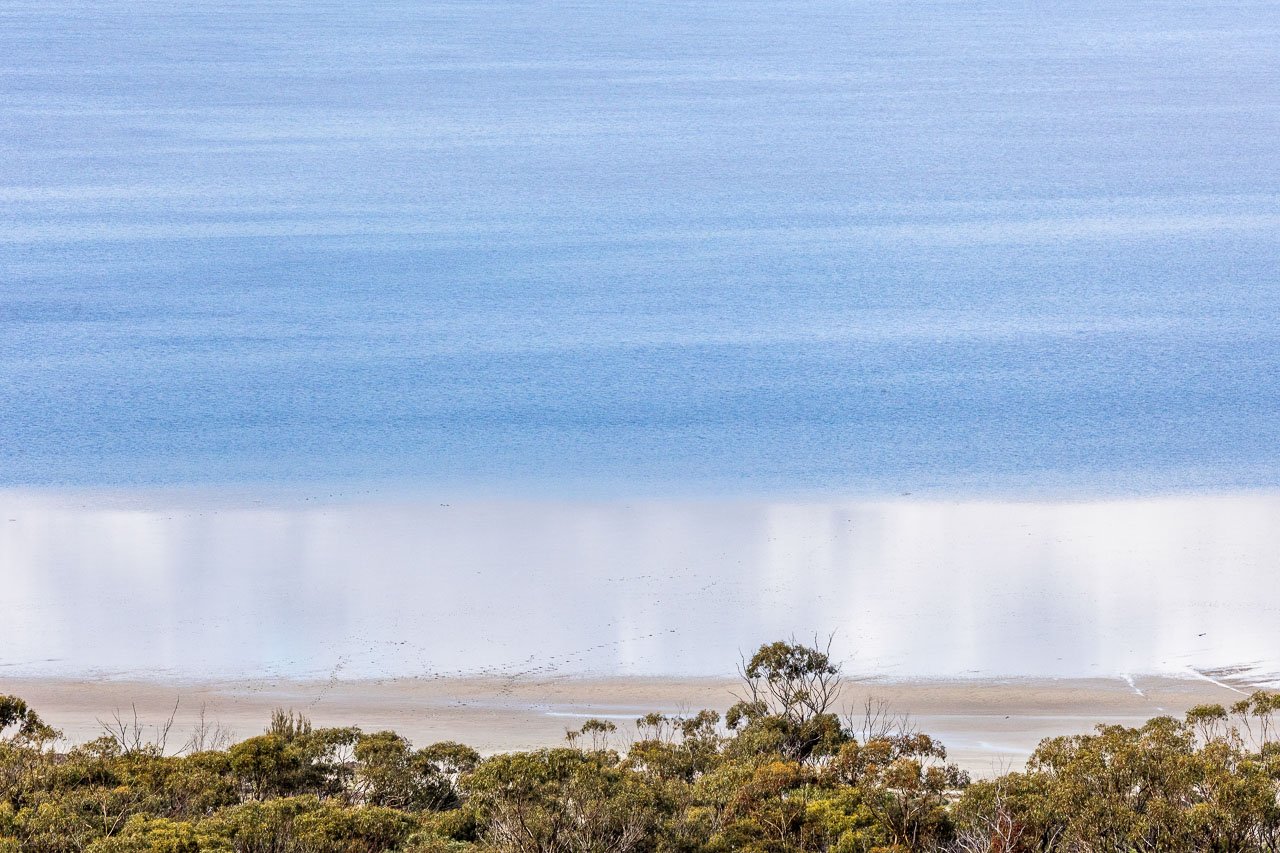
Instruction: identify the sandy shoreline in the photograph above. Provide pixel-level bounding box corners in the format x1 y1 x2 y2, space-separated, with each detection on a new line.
1 675 1255 774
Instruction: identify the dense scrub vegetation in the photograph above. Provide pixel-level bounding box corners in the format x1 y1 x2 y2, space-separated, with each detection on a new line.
3 642 1280 852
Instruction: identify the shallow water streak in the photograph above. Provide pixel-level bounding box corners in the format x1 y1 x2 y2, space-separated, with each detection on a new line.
2 491 1277 681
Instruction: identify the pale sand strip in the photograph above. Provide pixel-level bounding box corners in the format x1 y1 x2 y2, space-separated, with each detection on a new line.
0 676 1252 774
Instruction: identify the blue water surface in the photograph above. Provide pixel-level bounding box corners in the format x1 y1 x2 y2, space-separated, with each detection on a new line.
2 0 1279 496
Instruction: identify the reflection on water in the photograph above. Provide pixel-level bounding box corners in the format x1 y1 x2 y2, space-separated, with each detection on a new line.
2 491 1277 682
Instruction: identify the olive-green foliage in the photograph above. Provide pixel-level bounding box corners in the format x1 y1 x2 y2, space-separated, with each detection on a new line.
728 639 848 764
85 815 230 853
0 696 58 745
465 747 660 853
951 697 1280 853
353 731 477 812
207 795 417 853
4 646 1280 853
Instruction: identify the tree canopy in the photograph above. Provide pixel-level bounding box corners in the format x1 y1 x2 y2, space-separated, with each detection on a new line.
2 639 1278 852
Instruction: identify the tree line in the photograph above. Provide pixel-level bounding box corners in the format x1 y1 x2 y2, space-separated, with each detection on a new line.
3 639 1280 852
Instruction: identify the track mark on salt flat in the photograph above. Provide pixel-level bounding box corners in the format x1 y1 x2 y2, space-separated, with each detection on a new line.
1120 674 1144 697
1187 666 1249 695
